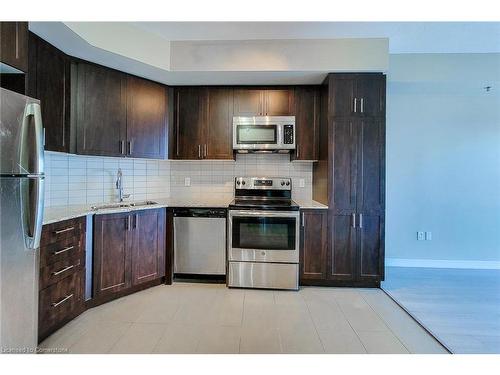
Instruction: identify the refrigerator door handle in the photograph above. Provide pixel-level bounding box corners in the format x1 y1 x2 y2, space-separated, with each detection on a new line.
20 102 44 175
22 176 45 250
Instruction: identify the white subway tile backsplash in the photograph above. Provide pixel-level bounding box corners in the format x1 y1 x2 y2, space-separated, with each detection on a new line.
43 151 313 207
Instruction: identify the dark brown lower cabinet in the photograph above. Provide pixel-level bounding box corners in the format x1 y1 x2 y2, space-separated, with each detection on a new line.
93 208 166 303
131 209 166 286
300 209 328 282
38 217 86 342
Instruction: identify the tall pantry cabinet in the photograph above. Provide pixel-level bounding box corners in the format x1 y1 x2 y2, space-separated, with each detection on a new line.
311 73 386 287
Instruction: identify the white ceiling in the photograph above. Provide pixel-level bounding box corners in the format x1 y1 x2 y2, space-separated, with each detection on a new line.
133 22 500 54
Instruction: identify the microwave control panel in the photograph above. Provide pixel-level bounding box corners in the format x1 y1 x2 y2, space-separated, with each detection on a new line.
283 125 294 145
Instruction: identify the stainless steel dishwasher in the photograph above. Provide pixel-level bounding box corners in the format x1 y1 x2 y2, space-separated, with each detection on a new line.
173 208 227 275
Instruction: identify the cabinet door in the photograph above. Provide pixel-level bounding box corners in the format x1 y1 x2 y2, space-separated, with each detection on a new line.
174 87 207 159
126 76 167 159
328 75 356 117
0 22 28 72
332 119 358 214
300 210 327 282
131 209 166 286
357 213 384 282
93 213 132 298
233 89 263 116
355 75 385 117
328 214 356 280
293 87 319 160
264 89 294 116
34 36 71 153
356 118 385 281
206 87 233 159
76 63 127 156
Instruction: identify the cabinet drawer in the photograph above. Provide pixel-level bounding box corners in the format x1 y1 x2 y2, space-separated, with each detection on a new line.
40 235 83 266
39 272 82 337
41 217 85 246
40 256 83 290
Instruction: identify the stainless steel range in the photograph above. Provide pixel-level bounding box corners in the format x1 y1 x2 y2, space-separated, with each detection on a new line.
227 177 299 290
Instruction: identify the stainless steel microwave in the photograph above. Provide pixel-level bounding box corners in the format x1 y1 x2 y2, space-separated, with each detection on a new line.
232 116 295 152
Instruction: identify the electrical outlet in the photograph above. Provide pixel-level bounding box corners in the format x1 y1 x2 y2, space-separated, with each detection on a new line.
299 179 305 188
417 231 425 241
425 231 432 240
184 177 191 187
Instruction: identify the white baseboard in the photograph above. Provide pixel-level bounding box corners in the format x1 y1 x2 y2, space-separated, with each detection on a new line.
386 258 500 270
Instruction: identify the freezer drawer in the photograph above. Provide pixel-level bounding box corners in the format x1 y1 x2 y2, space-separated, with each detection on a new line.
228 261 299 290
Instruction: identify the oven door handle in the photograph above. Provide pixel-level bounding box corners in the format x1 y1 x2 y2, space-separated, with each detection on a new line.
228 210 299 218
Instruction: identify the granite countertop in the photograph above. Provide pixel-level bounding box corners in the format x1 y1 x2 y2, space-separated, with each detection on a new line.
293 199 328 210
43 197 328 225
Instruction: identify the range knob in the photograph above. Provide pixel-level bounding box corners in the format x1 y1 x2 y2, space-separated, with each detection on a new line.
281 181 285 186
286 181 290 186
236 180 241 185
242 180 246 186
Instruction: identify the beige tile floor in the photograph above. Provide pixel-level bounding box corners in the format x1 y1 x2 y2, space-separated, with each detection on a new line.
39 283 449 354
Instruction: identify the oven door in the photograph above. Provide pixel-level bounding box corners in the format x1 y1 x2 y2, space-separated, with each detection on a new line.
228 210 299 263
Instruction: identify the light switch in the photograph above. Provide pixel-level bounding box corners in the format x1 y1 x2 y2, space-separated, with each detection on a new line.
417 231 425 241
425 231 432 240
299 179 305 188
184 177 191 187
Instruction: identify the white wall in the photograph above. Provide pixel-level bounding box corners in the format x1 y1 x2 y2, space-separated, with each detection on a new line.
386 53 500 263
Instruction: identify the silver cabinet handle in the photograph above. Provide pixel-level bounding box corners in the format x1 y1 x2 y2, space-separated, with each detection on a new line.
301 212 305 227
53 246 74 255
128 140 133 155
353 98 357 113
296 144 300 159
127 215 132 231
360 98 364 113
52 264 74 276
352 213 356 228
198 144 201 158
204 144 207 158
176 92 180 157
54 226 74 235
359 213 363 228
120 140 125 155
51 294 73 308
135 213 138 230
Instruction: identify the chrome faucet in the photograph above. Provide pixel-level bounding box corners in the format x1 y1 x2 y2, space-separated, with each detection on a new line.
116 168 130 202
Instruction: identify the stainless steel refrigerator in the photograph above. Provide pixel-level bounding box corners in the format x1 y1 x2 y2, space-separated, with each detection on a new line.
0 87 44 353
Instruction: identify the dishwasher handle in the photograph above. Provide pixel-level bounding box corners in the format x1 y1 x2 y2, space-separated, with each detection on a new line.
172 208 227 218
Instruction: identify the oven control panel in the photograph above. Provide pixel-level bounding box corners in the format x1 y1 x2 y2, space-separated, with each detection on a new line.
235 177 292 190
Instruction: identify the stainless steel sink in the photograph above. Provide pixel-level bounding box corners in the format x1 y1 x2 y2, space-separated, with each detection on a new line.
91 201 157 211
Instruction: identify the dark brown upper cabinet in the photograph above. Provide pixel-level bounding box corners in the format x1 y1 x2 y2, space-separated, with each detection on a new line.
76 62 168 159
300 209 328 283
329 74 385 117
264 89 294 115
173 86 207 159
174 86 234 160
0 22 28 72
126 75 167 159
76 63 127 157
233 88 294 116
233 89 263 116
28 33 73 153
293 86 320 161
205 87 234 159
